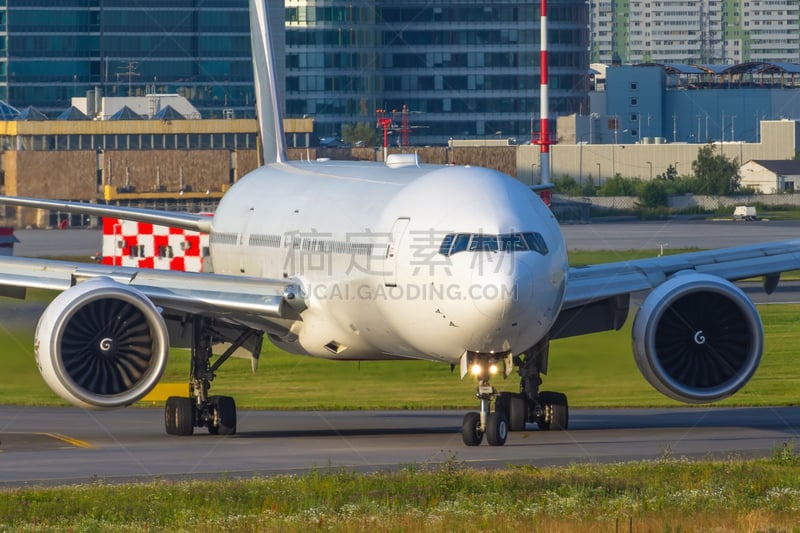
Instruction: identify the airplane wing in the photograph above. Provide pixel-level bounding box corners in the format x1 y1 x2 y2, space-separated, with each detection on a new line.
0 255 302 335
552 239 800 339
551 240 800 339
0 196 213 233
565 239 800 304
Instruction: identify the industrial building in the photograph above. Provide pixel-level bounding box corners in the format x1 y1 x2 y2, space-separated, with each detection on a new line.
0 101 314 227
593 63 800 146
528 119 800 185
505 60 800 186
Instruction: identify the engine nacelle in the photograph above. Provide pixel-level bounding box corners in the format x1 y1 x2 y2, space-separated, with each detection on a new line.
632 273 763 404
35 278 170 409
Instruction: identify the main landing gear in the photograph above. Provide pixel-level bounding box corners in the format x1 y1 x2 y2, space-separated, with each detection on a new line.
461 338 569 446
165 317 261 437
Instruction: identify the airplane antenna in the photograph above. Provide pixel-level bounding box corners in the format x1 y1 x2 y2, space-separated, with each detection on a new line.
249 0 287 164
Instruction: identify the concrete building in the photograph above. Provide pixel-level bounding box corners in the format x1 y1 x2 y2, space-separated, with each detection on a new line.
591 0 800 65
0 115 315 227
517 119 800 185
740 159 800 193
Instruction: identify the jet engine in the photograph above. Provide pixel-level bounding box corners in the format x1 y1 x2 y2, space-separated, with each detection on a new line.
35 278 170 409
632 273 763 404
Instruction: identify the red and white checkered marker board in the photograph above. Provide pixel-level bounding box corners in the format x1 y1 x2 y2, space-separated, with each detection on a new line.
101 217 208 272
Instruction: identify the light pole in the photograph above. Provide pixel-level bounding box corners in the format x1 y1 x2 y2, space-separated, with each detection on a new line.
596 162 601 187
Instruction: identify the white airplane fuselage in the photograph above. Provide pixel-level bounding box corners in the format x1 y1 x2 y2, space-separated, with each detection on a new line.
210 159 568 364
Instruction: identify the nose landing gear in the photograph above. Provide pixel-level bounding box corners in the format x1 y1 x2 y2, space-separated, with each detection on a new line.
461 356 509 446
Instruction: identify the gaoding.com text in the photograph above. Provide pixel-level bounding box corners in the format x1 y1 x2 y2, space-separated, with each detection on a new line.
307 282 519 301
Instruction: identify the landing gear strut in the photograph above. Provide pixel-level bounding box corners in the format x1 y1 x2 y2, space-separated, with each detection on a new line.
165 317 261 436
461 338 569 446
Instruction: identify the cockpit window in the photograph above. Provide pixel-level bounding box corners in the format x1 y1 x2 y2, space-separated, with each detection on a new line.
468 234 499 252
450 233 471 254
522 232 549 255
439 232 548 256
500 233 527 252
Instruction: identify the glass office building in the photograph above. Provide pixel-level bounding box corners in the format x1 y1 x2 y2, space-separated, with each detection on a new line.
0 0 589 145
0 0 259 118
286 0 590 144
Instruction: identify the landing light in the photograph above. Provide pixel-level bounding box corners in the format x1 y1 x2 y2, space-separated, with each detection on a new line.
471 363 482 376
489 364 499 375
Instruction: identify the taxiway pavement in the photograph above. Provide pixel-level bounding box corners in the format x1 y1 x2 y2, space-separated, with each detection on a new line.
1 406 799 486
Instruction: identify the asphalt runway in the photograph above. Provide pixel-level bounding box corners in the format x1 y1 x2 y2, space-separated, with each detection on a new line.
2 406 799 486
561 218 800 251
13 228 101 258
7 219 800 258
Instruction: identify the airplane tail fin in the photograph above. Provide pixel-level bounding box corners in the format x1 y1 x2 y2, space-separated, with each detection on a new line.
249 0 287 164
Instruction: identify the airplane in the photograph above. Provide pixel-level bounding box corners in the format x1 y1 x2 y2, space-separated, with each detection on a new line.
0 0 799 446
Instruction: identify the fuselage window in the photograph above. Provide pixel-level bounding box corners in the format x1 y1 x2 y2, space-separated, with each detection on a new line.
439 232 548 256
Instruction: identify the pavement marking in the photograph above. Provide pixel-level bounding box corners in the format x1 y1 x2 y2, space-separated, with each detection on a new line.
0 432 94 452
141 383 187 403
45 433 94 449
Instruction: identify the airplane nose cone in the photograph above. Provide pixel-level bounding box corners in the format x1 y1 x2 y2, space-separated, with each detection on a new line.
470 256 534 321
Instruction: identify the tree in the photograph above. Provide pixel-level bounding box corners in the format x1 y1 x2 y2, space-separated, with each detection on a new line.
637 180 669 208
553 175 595 196
597 175 641 196
691 144 741 195
341 122 380 147
658 164 678 182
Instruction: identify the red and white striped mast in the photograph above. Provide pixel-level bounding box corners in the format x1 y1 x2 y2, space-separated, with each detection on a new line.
534 0 554 204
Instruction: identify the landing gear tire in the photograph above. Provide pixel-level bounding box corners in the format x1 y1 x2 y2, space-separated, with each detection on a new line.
537 391 569 431
462 411 483 446
165 396 195 436
485 412 508 446
495 392 527 432
208 395 237 435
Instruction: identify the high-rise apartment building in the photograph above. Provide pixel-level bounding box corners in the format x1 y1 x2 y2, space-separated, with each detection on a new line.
0 1 589 146
591 0 800 65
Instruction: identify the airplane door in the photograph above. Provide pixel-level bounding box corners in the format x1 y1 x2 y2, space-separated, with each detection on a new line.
238 206 256 274
384 217 410 287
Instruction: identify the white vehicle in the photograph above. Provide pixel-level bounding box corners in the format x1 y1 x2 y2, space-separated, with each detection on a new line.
733 205 758 221
0 0 798 446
